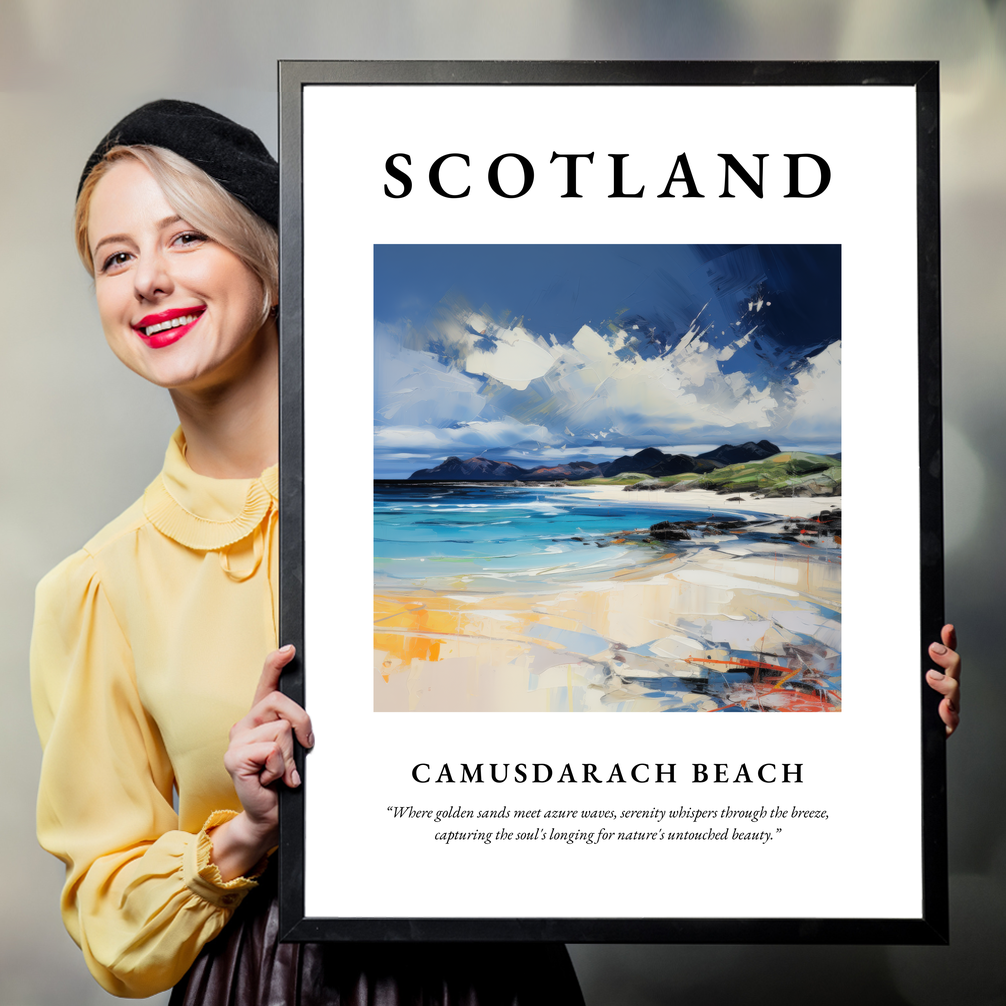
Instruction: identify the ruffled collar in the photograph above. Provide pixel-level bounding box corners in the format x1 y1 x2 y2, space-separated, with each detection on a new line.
143 428 278 551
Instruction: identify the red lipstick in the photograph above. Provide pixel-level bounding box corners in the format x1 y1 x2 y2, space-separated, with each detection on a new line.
132 306 205 349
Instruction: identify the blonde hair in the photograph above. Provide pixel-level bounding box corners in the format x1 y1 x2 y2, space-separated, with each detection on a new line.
75 145 278 322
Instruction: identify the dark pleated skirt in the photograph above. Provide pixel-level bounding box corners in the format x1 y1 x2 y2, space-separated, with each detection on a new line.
169 869 584 1006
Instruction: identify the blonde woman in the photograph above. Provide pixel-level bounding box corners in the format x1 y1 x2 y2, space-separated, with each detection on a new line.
32 100 586 1004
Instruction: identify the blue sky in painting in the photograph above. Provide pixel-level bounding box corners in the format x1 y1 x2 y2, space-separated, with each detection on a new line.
374 245 841 479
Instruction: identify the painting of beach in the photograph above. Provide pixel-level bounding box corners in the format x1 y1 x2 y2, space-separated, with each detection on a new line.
374 245 841 712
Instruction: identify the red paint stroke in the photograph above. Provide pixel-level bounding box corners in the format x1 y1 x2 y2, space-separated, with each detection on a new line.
712 686 840 713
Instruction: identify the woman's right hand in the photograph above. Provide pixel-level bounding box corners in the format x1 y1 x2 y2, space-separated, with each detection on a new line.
209 645 314 881
926 624 961 737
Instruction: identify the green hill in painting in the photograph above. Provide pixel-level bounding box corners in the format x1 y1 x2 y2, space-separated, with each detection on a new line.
579 451 842 498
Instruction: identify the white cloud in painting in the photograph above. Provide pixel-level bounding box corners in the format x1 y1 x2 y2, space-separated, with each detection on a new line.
375 338 487 427
782 342 842 444
485 315 784 437
375 417 559 452
464 324 555 391
375 301 841 457
571 324 617 362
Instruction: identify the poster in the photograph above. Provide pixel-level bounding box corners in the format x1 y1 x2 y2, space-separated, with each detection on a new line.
279 62 945 942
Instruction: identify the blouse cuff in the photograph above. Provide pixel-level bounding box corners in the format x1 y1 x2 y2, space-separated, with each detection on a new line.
183 810 269 909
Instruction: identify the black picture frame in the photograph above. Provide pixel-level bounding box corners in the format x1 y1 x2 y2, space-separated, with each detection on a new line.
277 60 945 944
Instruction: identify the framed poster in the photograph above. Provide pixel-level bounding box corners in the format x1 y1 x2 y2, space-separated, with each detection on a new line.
277 61 946 943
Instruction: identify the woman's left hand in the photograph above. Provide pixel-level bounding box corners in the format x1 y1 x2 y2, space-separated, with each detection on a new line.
209 645 313 881
926 624 961 737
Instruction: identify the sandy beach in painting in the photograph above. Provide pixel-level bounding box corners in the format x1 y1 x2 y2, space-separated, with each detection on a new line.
573 484 841 518
374 485 841 713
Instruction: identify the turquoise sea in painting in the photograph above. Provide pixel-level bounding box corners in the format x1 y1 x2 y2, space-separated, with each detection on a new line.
375 482 744 588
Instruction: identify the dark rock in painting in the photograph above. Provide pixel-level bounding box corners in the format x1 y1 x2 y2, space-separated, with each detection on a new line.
623 479 666 491
627 509 842 548
648 520 695 541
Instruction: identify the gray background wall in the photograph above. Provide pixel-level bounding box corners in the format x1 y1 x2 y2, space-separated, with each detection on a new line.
1 2 1002 1003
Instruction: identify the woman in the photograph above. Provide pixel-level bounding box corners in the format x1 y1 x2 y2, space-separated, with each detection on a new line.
31 100 586 1003
33 99 962 1003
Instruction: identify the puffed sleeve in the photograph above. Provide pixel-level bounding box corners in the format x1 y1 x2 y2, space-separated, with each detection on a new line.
31 549 261 998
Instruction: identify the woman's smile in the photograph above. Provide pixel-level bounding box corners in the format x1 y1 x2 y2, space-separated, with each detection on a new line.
133 305 207 347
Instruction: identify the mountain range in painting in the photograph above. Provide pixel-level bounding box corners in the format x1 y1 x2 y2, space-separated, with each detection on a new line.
408 439 783 481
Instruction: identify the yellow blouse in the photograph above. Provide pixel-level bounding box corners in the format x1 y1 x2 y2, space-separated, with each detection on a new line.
31 428 279 998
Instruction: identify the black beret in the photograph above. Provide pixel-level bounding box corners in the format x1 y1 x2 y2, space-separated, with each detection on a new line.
78 99 278 228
